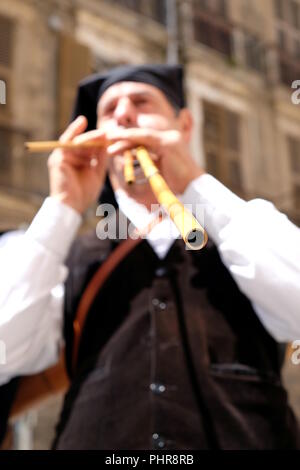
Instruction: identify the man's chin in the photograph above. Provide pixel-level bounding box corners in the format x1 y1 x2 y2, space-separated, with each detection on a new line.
127 181 150 197
126 183 157 209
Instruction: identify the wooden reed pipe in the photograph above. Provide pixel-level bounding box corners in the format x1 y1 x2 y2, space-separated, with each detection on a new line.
25 140 107 152
135 146 208 250
124 150 135 185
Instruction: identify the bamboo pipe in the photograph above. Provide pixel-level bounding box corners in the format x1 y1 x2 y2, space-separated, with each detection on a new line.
124 150 135 185
135 147 207 250
25 140 106 152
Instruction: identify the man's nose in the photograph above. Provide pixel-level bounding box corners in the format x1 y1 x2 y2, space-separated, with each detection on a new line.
114 97 137 127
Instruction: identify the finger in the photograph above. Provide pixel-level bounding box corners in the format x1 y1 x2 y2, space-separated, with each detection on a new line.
107 143 160 165
59 116 88 143
106 128 154 140
64 152 107 170
106 129 160 149
52 148 95 163
48 149 97 168
145 150 159 161
72 147 105 160
64 149 108 169
106 140 136 156
73 128 107 146
64 155 93 168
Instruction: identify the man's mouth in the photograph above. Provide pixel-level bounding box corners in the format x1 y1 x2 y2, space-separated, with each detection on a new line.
132 159 147 185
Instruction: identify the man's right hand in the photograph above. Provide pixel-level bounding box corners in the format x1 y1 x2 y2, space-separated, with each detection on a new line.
48 116 109 214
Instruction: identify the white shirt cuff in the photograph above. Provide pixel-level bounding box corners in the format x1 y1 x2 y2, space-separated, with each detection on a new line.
25 197 82 261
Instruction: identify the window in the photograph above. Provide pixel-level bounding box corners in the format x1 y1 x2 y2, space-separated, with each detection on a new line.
279 56 300 85
0 14 14 117
275 1 300 54
0 128 12 186
0 14 13 67
149 0 167 25
244 33 265 72
203 101 243 192
194 0 227 17
289 137 300 172
291 0 300 29
274 0 285 20
114 0 138 9
293 37 300 58
294 183 300 209
192 1 233 58
109 0 167 24
194 18 232 57
273 0 300 87
288 136 300 210
274 0 300 27
273 0 300 84
57 34 91 134
278 29 287 50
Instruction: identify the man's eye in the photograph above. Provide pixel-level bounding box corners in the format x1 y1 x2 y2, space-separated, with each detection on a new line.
102 103 117 115
105 106 115 114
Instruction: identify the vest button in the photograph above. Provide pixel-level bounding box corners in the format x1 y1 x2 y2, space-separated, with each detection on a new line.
149 383 166 394
152 298 167 310
155 267 167 277
152 433 165 449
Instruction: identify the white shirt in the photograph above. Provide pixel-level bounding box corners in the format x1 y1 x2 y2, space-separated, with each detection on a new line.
0 174 300 385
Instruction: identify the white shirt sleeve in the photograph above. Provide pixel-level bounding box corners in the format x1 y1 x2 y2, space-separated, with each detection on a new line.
182 174 300 343
0 197 81 385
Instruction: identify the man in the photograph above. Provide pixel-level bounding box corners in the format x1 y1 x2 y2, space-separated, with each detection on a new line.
0 65 299 449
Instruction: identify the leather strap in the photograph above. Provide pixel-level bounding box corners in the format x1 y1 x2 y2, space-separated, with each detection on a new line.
72 213 163 374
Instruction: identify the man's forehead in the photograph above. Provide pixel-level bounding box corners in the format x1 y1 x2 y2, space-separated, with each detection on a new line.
98 81 166 108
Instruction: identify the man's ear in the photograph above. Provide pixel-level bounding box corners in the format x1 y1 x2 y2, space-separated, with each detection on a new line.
178 108 193 142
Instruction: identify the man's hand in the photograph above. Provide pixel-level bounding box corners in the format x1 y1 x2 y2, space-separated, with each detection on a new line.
48 116 109 214
105 128 205 194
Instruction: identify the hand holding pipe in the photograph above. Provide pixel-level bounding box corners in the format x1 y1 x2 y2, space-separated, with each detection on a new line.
25 140 208 250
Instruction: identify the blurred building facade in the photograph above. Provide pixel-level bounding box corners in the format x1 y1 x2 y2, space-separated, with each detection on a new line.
0 0 300 449
0 0 300 229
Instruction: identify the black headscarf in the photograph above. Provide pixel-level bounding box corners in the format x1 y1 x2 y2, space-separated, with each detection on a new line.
71 64 186 206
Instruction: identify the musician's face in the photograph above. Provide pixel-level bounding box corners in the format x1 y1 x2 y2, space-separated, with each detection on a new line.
97 81 183 130
96 81 192 207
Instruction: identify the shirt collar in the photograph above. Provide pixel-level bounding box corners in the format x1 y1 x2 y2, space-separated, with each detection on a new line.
114 189 180 259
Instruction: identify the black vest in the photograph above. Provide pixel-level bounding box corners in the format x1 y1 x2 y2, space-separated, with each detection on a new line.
0 378 19 445
53 228 299 450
